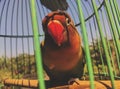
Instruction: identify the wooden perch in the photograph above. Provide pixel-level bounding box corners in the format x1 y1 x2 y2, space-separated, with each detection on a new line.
4 79 120 89
4 79 38 88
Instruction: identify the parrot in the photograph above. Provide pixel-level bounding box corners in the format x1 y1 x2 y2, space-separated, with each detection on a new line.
40 0 68 11
41 11 85 87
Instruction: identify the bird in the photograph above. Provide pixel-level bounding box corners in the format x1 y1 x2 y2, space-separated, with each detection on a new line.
41 11 85 87
40 0 68 11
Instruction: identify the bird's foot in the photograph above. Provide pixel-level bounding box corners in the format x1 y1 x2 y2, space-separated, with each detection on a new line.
68 78 80 85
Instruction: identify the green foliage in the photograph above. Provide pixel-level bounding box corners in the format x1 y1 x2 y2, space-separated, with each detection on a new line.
0 54 37 81
89 38 120 76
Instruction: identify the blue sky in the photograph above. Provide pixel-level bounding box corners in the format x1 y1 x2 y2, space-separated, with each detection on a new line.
0 0 120 57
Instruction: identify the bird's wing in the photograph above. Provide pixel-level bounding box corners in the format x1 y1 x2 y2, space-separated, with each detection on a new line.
40 41 55 81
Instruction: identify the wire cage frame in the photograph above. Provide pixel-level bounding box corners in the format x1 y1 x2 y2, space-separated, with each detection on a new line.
0 0 120 89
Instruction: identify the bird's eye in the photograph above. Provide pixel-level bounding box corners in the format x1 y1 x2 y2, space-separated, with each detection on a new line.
66 18 70 26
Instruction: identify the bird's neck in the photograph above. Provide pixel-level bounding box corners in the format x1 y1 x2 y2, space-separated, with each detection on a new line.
45 34 70 49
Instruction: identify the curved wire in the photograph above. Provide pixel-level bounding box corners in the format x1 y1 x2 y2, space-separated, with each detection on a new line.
75 0 104 27
0 0 6 34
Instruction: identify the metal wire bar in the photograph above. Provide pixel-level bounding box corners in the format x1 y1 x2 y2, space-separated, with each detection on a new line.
89 22 101 76
97 36 107 76
94 11 108 76
29 0 37 74
0 34 44 38
75 0 104 27
16 0 20 78
97 0 117 76
10 0 16 78
21 0 25 75
92 8 108 76
102 0 120 74
0 0 6 34
30 0 45 89
100 9 116 76
98 0 120 77
76 0 94 89
104 0 120 60
109 0 120 72
87 0 107 77
90 1 107 78
82 0 96 75
4 0 10 68
68 1 77 23
93 15 107 77
113 0 120 25
25 0 31 74
107 15 120 75
109 0 120 37
82 0 101 78
106 0 120 75
91 0 115 89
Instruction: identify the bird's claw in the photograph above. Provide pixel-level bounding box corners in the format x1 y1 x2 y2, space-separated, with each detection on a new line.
68 78 80 85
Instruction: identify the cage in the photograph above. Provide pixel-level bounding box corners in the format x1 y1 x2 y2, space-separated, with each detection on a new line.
0 0 120 89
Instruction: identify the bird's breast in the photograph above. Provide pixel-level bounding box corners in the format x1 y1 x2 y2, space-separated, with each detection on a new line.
43 46 82 71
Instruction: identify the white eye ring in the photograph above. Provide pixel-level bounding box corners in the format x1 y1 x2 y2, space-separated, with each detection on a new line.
66 18 70 26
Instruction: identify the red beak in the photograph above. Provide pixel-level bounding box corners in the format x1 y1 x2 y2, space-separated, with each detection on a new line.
47 20 64 46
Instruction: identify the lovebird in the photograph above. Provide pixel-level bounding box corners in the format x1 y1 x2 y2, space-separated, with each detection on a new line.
41 11 85 87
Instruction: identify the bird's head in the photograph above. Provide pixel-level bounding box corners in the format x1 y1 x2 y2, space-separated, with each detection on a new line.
42 11 73 46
